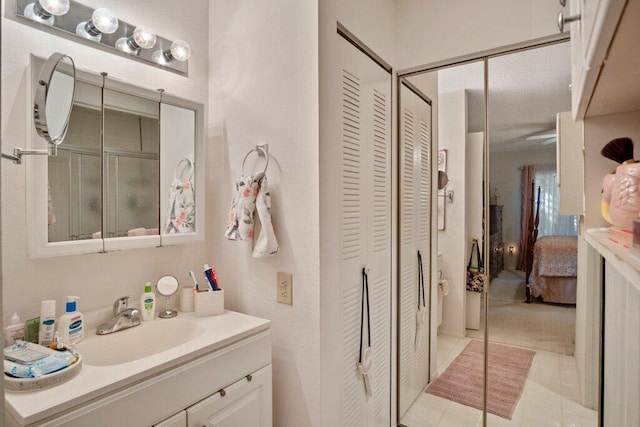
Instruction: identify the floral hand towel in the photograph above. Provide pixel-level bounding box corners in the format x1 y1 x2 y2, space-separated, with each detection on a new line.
225 173 279 257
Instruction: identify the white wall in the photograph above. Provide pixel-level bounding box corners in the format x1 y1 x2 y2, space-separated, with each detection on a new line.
437 90 467 337
1 0 209 320
583 111 640 229
209 1 320 426
489 146 557 269
396 0 560 69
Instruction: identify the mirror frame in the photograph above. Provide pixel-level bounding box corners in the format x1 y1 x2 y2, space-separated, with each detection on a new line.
33 52 76 146
27 54 205 258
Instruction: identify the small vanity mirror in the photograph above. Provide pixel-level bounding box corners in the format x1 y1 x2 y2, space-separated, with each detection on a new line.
156 275 179 318
35 53 76 146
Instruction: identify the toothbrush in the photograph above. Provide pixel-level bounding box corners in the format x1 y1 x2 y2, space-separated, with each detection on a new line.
188 270 199 291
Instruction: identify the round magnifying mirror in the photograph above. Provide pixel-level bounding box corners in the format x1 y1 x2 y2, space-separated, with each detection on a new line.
34 53 76 146
156 275 179 318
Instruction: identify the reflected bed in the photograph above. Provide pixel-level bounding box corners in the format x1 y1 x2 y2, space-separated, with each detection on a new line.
529 236 578 304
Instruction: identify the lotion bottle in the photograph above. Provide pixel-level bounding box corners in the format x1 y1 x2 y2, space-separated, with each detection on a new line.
57 296 84 345
38 300 56 347
4 313 26 346
140 282 156 321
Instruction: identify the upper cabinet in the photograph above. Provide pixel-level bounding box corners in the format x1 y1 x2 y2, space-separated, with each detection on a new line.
568 0 637 118
28 55 204 258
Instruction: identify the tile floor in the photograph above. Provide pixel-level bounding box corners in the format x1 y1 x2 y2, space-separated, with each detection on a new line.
400 335 598 427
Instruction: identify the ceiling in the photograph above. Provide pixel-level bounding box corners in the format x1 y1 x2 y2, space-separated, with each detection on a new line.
408 41 571 152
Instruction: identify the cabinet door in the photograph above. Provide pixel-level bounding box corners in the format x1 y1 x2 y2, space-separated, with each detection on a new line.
187 364 272 427
556 111 584 215
155 411 187 427
398 83 432 418
569 0 626 118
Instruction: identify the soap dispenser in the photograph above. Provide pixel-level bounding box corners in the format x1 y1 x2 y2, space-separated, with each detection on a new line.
140 282 156 321
58 296 84 345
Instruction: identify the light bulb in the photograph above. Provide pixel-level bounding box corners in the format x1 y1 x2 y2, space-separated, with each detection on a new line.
132 26 157 49
152 40 191 65
91 8 118 34
23 0 69 26
116 26 156 55
39 0 69 15
170 40 191 62
76 8 118 42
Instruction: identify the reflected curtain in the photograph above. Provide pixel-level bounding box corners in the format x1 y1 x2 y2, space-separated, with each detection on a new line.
534 164 578 237
517 165 535 270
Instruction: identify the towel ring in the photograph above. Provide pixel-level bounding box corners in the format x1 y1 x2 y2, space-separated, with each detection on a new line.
242 144 269 175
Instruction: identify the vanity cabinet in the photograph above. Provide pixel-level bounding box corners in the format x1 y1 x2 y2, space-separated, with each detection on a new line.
5 312 271 427
153 365 272 427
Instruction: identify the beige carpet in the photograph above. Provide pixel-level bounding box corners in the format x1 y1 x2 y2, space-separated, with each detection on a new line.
467 298 576 355
426 340 535 419
489 269 527 302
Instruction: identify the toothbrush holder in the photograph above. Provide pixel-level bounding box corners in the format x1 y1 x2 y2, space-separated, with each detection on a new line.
194 289 224 317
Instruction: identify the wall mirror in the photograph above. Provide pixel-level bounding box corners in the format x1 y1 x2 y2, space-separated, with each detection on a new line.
397 39 599 427
28 54 204 258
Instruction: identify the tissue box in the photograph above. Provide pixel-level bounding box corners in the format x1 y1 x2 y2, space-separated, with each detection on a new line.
195 289 224 317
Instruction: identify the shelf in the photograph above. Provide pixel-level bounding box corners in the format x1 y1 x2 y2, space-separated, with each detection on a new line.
585 228 640 288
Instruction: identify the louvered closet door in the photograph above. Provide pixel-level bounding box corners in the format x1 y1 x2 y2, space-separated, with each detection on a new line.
338 35 391 427
398 84 432 418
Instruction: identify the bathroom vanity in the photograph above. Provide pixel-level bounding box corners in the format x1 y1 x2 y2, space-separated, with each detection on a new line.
4 311 272 426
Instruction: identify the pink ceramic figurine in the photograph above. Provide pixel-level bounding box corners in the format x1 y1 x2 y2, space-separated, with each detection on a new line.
605 161 640 228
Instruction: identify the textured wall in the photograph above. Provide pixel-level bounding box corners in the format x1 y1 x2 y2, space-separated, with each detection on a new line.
208 1 320 425
396 0 560 69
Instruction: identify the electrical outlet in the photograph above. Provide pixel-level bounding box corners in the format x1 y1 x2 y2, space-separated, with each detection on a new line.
277 272 293 305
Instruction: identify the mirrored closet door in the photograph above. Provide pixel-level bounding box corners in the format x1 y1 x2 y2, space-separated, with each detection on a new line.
397 40 600 427
398 59 487 426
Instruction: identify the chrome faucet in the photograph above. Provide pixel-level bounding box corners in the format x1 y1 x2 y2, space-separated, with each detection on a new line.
96 296 141 335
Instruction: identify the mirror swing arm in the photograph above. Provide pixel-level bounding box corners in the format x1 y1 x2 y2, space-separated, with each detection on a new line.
2 52 75 164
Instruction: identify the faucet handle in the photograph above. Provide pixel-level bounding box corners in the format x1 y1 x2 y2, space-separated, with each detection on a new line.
113 295 133 316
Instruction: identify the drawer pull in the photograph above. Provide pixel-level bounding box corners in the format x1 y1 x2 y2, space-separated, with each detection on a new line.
219 388 226 397
247 374 253 382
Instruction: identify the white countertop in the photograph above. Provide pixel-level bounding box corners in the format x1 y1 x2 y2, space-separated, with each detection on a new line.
5 310 270 425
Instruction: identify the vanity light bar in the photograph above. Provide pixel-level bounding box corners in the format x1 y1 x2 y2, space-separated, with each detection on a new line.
16 0 189 76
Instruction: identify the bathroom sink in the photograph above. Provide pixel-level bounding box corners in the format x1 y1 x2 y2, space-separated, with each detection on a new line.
76 318 205 366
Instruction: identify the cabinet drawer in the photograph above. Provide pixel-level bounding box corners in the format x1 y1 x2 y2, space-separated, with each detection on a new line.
187 364 272 427
37 330 271 427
